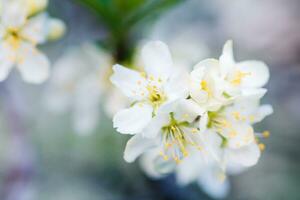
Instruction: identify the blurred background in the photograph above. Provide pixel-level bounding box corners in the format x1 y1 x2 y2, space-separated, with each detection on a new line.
0 0 300 199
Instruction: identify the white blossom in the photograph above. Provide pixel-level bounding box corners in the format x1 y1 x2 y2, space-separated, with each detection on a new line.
111 41 189 135
112 40 273 199
0 0 65 83
123 99 207 163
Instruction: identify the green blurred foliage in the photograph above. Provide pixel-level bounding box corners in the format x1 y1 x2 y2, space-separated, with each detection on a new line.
76 0 183 63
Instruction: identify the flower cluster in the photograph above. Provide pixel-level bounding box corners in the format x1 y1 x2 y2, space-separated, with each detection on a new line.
111 40 272 195
0 0 65 84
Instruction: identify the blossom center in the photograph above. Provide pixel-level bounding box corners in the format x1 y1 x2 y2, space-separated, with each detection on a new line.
230 71 251 86
200 80 212 96
160 114 202 164
5 29 22 50
147 84 166 108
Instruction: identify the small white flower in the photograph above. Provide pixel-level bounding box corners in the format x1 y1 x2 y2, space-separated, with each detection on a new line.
111 39 273 199
189 40 270 111
111 41 189 135
0 0 65 83
123 99 206 163
190 59 228 111
219 40 270 97
202 98 273 168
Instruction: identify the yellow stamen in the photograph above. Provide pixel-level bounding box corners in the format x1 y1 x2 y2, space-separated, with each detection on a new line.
232 111 241 120
230 71 251 86
258 143 265 151
201 80 212 96
262 131 270 138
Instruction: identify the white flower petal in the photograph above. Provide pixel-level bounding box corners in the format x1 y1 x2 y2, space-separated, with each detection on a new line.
1 0 27 28
17 43 49 83
142 112 169 138
253 104 273 123
227 142 261 167
164 69 189 102
225 123 255 148
21 13 49 44
193 58 220 72
219 40 235 77
26 0 48 15
124 134 157 163
46 18 66 40
142 41 172 80
236 61 270 88
190 59 223 109
199 112 208 132
176 155 204 185
104 89 128 118
139 150 165 179
0 25 5 39
113 103 153 134
198 168 230 199
174 99 205 123
240 88 267 100
110 64 147 100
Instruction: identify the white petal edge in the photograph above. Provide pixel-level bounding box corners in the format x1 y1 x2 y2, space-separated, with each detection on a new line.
17 43 50 84
113 103 153 135
20 13 49 44
110 64 147 100
1 0 27 28
227 142 261 167
141 41 173 80
142 112 169 138
236 60 270 88
219 40 235 77
124 134 157 163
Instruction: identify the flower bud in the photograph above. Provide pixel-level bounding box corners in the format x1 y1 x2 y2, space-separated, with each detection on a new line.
47 18 66 41
26 0 48 16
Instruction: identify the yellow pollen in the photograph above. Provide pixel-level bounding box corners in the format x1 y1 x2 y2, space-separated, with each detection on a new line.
7 35 21 50
262 131 270 138
159 151 169 161
140 72 146 78
147 85 166 106
230 71 251 86
259 143 265 151
149 75 155 81
201 80 212 96
232 111 241 120
173 156 181 164
220 119 230 128
191 128 198 134
229 130 237 138
249 115 256 122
